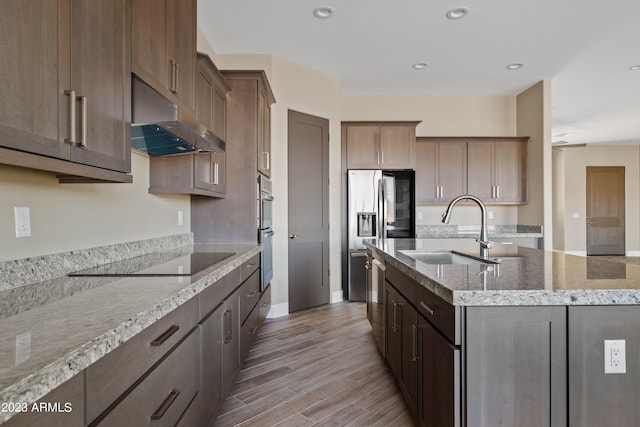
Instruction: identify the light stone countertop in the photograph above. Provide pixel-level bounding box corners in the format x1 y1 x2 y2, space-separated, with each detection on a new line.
0 243 261 424
365 238 640 306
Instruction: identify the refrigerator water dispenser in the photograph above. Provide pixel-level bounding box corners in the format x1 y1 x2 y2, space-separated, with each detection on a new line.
357 212 376 237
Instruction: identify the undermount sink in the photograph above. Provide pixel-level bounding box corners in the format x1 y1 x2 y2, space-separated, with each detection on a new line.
399 250 497 265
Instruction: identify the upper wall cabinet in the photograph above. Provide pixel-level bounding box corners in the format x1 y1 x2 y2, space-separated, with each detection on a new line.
343 122 420 170
0 0 132 182
467 138 528 204
132 0 196 112
196 53 231 142
416 138 467 203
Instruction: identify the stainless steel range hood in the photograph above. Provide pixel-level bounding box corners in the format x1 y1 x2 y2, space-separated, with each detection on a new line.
131 77 224 156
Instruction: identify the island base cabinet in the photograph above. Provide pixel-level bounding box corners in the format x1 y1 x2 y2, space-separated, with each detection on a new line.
419 316 461 427
465 307 567 427
569 306 640 427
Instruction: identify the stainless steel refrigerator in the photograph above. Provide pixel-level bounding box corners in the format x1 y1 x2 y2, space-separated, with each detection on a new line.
347 170 415 300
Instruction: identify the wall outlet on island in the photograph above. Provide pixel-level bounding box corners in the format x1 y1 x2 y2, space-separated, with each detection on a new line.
178 210 184 226
488 211 494 220
604 339 626 374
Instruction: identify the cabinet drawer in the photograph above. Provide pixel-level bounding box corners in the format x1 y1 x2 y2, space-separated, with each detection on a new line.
86 297 198 421
239 269 261 325
240 254 260 282
96 330 199 426
3 374 84 427
199 267 241 320
175 392 200 427
415 284 459 345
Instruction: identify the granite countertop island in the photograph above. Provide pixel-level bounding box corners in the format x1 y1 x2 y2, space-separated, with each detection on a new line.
0 241 261 424
365 238 640 306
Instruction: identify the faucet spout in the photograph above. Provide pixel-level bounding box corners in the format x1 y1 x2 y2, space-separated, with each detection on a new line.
442 194 492 258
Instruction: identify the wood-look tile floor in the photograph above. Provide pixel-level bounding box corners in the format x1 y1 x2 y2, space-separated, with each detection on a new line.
214 302 413 427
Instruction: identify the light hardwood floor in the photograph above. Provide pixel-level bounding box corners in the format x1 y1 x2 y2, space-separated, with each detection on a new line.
214 302 413 426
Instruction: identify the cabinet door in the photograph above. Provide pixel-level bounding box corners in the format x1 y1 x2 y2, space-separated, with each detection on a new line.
132 0 167 90
166 0 195 110
419 316 460 427
196 65 214 131
380 125 415 169
194 152 226 196
201 304 224 426
0 0 70 160
399 295 419 421
345 125 380 169
416 141 438 202
69 0 130 173
212 86 227 140
257 90 271 177
438 141 467 201
466 141 494 200
385 282 402 380
494 140 525 202
465 306 567 427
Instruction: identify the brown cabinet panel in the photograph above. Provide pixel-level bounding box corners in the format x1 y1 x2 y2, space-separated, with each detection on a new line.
0 0 132 179
344 122 418 170
85 297 198 421
200 304 225 426
416 139 467 203
3 374 83 427
149 151 226 197
465 306 566 427
223 290 240 391
239 269 261 325
96 330 199 426
132 0 196 111
467 138 527 203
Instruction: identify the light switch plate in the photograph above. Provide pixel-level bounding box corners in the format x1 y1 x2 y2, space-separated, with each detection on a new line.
14 207 31 238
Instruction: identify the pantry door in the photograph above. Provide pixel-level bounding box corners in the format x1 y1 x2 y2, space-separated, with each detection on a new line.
586 166 625 255
288 110 330 312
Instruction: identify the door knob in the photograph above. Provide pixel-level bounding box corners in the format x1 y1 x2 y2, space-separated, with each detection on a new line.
289 234 301 239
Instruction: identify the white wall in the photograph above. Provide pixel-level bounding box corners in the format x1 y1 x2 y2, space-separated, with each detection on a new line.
0 153 191 262
554 145 640 255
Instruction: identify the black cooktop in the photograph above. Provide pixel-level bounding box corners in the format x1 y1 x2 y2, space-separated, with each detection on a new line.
68 250 235 277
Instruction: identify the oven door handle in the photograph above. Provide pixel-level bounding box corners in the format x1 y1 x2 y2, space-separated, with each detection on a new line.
264 230 275 237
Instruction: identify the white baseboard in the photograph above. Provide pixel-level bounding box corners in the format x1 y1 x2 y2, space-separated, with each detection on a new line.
331 290 344 304
626 251 640 256
266 302 289 319
565 251 587 257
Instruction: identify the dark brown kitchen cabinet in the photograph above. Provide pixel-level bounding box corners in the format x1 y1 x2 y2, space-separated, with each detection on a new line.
343 122 419 169
148 150 226 197
467 138 527 204
257 88 273 177
0 0 132 182
200 302 225 426
192 71 275 243
465 306 566 427
416 138 467 203
132 0 196 111
196 53 231 142
385 282 419 421
2 374 84 427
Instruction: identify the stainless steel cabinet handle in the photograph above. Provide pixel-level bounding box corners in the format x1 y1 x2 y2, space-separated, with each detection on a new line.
151 389 180 420
376 151 380 165
223 309 232 343
289 234 301 239
381 151 384 165
64 90 76 145
247 290 258 298
79 96 87 147
392 301 399 332
419 301 436 316
496 185 500 199
213 162 219 185
174 61 179 93
265 152 270 170
412 324 419 362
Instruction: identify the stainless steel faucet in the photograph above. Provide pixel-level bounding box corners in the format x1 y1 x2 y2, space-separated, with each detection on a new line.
441 195 492 258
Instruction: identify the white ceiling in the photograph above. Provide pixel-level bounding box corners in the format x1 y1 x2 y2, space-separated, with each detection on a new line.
198 0 640 146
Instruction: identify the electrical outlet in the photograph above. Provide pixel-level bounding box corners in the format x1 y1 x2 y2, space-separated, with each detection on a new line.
14 207 31 238
417 211 423 221
604 339 626 374
178 210 184 226
488 211 494 220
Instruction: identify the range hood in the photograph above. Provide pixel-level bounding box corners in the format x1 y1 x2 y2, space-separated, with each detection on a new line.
131 77 224 156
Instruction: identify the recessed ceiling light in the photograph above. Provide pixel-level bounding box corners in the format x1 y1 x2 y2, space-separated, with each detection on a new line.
412 62 428 70
446 7 469 20
629 65 640 71
506 63 525 70
313 6 335 19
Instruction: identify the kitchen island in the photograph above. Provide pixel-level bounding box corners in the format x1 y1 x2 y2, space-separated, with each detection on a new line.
365 238 640 427
0 238 267 426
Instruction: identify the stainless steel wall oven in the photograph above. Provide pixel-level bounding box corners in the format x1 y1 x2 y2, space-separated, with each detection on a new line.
258 175 273 291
